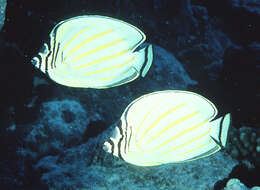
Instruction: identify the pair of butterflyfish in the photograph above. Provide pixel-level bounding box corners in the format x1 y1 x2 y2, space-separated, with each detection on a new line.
31 15 231 166
103 90 231 166
31 15 153 88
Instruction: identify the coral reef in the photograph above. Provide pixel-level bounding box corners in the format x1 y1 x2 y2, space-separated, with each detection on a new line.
224 178 260 190
22 99 101 158
226 126 260 166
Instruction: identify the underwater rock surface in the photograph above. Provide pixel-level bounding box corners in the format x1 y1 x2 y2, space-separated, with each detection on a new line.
224 178 260 190
0 0 6 31
23 99 101 158
148 44 198 88
229 0 260 16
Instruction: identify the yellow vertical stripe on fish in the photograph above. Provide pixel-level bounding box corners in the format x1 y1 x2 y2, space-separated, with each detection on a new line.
135 100 165 151
137 104 185 144
70 38 125 63
99 75 117 81
180 138 212 156
136 143 145 154
80 57 134 76
72 48 130 70
135 100 165 136
62 26 93 52
56 64 68 76
144 111 200 146
148 118 209 152
60 60 70 72
64 29 114 61
99 66 133 81
133 148 145 157
162 128 210 155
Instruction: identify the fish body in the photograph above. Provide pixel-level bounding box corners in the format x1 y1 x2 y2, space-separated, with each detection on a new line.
104 90 231 166
31 15 153 88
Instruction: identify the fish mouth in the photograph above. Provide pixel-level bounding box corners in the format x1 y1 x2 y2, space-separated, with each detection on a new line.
103 141 112 153
31 57 39 67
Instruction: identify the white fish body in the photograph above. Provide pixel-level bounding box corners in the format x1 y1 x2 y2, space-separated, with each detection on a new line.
31 15 153 88
104 90 231 166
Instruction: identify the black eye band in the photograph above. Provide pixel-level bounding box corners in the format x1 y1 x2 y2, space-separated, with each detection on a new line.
117 121 124 160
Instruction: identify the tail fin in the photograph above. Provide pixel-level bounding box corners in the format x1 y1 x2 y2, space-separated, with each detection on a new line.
209 113 231 148
132 44 153 77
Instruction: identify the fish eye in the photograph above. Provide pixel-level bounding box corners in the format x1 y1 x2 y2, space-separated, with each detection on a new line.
39 43 49 54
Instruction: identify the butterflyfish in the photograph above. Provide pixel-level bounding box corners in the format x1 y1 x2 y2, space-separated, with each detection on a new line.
31 15 153 88
103 90 231 166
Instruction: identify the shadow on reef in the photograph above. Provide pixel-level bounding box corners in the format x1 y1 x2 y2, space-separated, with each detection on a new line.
83 120 108 142
194 0 260 45
219 45 260 128
0 122 48 189
214 163 260 189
